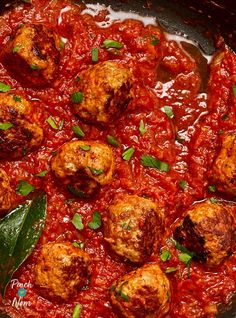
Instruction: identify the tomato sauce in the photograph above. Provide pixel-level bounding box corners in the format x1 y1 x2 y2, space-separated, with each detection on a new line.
0 1 236 317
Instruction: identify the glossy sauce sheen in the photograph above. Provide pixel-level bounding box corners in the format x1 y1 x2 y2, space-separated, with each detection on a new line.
0 1 236 317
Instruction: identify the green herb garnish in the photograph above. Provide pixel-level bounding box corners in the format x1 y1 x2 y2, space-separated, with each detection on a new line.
71 91 83 103
89 167 104 175
88 211 102 230
101 39 123 49
35 171 48 177
139 119 147 136
46 116 58 130
16 180 35 196
30 64 38 70
233 85 236 97
163 106 174 118
72 304 82 318
68 185 85 198
13 95 22 102
210 197 218 204
165 267 177 274
0 123 13 130
122 147 135 161
0 82 11 92
91 48 99 62
150 35 160 45
160 250 171 262
178 180 188 190
72 213 84 230
141 155 170 172
80 145 91 151
107 135 119 147
12 45 22 53
208 184 216 192
72 125 85 137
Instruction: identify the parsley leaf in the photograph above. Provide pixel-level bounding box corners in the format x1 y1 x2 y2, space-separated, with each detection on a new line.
88 211 102 230
16 180 35 196
72 213 84 230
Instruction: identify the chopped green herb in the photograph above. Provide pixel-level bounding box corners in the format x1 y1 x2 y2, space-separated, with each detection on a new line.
30 64 38 70
121 222 132 231
35 170 48 177
71 91 83 103
221 114 229 121
160 250 171 262
72 303 82 318
218 130 225 135
119 290 129 302
109 284 116 293
46 116 58 130
89 167 104 175
171 239 193 254
22 0 31 3
150 35 160 46
208 184 216 192
210 197 218 204
0 123 13 130
165 267 178 274
178 252 192 265
51 151 58 156
233 85 236 97
163 106 174 119
79 242 85 249
178 180 188 190
16 180 35 196
12 44 22 53
91 48 99 62
72 213 84 231
141 155 170 172
107 135 119 147
88 211 102 230
76 76 81 82
68 185 86 198
80 145 91 151
101 39 123 49
122 147 135 161
139 119 147 136
59 40 65 49
0 82 11 92
72 125 85 138
72 241 80 248
13 95 22 102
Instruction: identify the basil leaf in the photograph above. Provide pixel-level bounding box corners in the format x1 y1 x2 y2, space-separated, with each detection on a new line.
141 155 170 172
72 303 82 318
101 39 123 49
72 125 85 138
139 119 146 136
72 213 84 230
107 135 119 147
88 211 102 230
16 180 35 196
160 250 171 262
122 147 135 161
0 82 11 92
0 123 13 130
0 192 47 297
91 48 99 62
71 92 83 103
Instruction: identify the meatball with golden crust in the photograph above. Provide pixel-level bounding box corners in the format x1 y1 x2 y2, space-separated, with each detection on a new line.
71 61 133 124
35 242 91 300
110 263 170 318
174 200 236 266
211 133 236 196
0 93 43 159
0 168 14 215
104 195 164 263
1 24 60 87
51 140 115 197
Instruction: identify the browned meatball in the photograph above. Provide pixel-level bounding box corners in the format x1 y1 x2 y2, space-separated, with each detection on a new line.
211 133 236 196
110 264 170 318
34 242 91 300
0 168 14 215
0 93 43 159
51 140 115 197
1 24 60 87
174 200 236 266
104 195 164 263
71 61 133 124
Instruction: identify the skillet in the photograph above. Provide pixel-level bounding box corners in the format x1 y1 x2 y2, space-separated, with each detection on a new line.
0 0 235 317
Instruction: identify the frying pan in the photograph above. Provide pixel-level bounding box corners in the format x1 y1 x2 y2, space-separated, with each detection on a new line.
0 0 235 317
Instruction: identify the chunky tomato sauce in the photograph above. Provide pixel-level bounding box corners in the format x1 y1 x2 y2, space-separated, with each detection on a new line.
0 1 236 317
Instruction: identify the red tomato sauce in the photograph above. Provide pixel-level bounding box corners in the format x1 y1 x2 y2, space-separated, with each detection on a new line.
0 1 236 317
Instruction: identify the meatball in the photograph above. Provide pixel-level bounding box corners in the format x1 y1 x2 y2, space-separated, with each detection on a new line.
174 200 236 266
71 61 133 124
110 263 170 318
34 242 91 300
0 168 14 215
0 93 43 159
211 133 236 196
1 24 60 87
104 195 164 263
51 140 115 197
